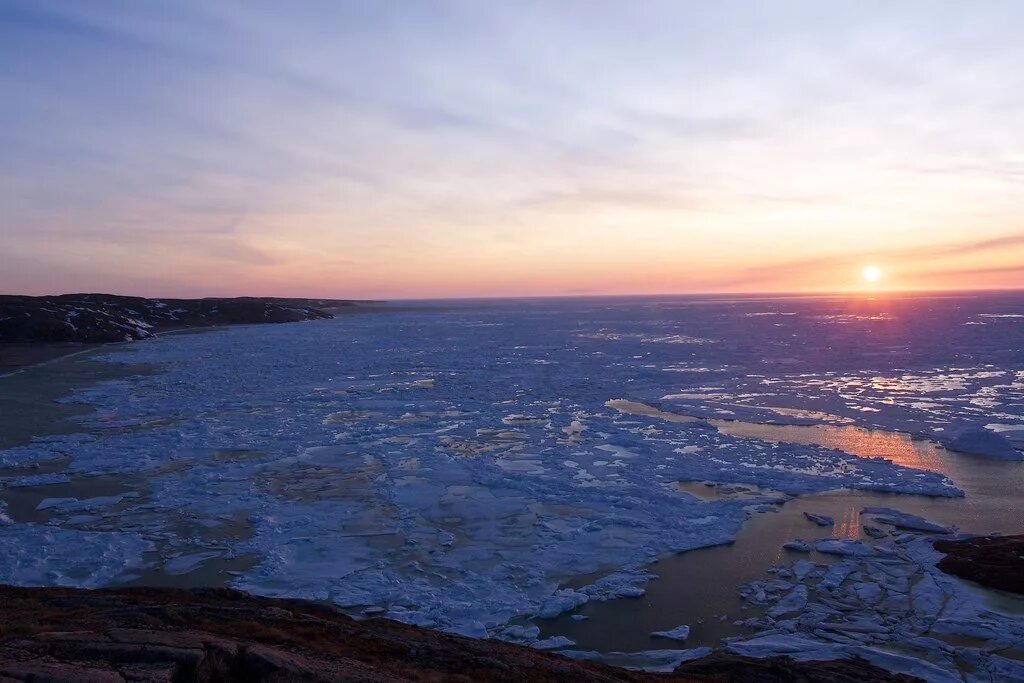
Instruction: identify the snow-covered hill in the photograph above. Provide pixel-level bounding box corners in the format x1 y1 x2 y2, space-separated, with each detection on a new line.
0 294 356 343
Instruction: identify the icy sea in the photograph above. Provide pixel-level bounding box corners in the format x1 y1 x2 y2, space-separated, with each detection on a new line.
3 292 1024 677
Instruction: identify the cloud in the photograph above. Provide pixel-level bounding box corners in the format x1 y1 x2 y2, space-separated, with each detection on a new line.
2 2 1024 296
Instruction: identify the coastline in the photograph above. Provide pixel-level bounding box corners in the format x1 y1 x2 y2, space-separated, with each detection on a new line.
0 343 104 378
0 300 394 377
0 583 917 681
0 350 155 452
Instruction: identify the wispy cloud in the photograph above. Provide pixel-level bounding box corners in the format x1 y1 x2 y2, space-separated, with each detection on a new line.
2 1 1024 296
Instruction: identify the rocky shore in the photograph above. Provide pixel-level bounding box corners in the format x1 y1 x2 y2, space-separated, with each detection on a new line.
934 534 1024 595
0 293 362 345
0 584 919 682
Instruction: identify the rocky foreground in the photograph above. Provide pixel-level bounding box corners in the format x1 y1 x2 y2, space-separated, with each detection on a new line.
934 534 1024 595
0 585 918 682
0 294 361 344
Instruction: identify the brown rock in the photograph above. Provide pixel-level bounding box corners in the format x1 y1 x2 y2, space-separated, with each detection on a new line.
674 652 922 682
934 534 1024 594
0 585 920 682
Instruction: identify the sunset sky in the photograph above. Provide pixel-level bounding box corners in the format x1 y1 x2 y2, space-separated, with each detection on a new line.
2 1 1023 299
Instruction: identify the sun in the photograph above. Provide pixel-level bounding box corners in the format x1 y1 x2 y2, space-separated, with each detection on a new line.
862 265 882 283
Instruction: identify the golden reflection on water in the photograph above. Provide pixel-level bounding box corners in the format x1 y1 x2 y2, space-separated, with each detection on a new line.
711 421 946 473
832 504 862 539
609 398 950 475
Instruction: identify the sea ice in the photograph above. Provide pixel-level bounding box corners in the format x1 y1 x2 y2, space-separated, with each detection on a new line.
945 426 1023 461
783 539 813 552
0 524 151 588
650 624 690 642
0 303 992 642
532 635 575 650
36 494 129 512
803 512 834 526
861 507 953 534
731 533 1024 681
561 647 713 672
3 473 71 487
813 539 875 557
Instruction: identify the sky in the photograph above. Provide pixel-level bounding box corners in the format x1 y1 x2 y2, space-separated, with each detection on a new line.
2 1 1023 299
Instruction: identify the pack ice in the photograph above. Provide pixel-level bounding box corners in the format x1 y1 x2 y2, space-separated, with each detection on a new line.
0 300 1000 653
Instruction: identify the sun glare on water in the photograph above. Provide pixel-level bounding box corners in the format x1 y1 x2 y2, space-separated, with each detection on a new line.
862 265 882 283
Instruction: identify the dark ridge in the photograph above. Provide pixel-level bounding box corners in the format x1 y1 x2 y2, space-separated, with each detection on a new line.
0 585 920 682
674 651 922 682
0 293 366 344
934 534 1024 594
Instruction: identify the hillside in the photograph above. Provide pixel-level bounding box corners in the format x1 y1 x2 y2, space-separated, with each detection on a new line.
0 294 359 344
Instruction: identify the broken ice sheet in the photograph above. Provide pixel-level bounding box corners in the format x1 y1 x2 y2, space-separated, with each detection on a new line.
0 297 1010 642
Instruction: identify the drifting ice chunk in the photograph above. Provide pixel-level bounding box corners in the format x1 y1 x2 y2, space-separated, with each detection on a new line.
852 582 883 604
768 585 808 617
803 512 834 527
536 589 588 618
562 647 713 673
792 559 817 580
910 574 944 619
727 634 846 660
945 426 1023 461
3 473 71 487
861 507 952 534
163 551 220 575
36 495 127 512
783 539 813 552
651 624 690 642
729 636 959 682
581 569 654 601
0 524 151 588
495 624 540 643
819 560 855 591
814 539 874 557
532 635 575 650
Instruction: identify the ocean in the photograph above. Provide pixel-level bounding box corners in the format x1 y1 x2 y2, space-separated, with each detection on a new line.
1 291 1023 674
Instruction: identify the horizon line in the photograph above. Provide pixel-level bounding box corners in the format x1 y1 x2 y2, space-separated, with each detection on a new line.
7 284 1024 303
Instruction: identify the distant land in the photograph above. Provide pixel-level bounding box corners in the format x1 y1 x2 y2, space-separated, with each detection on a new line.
0 293 376 373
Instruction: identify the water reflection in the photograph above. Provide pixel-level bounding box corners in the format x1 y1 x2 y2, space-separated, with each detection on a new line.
711 421 946 473
832 503 861 540
609 397 948 473
547 399 1024 653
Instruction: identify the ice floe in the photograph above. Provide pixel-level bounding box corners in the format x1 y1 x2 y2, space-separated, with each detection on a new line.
861 507 953 534
803 512 834 526
650 624 691 642
730 527 1024 681
561 647 713 672
0 297 1017 663
945 425 1023 461
0 524 152 588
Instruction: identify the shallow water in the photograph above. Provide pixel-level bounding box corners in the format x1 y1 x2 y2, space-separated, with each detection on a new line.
712 419 1024 533
541 416 1024 651
608 396 1024 532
